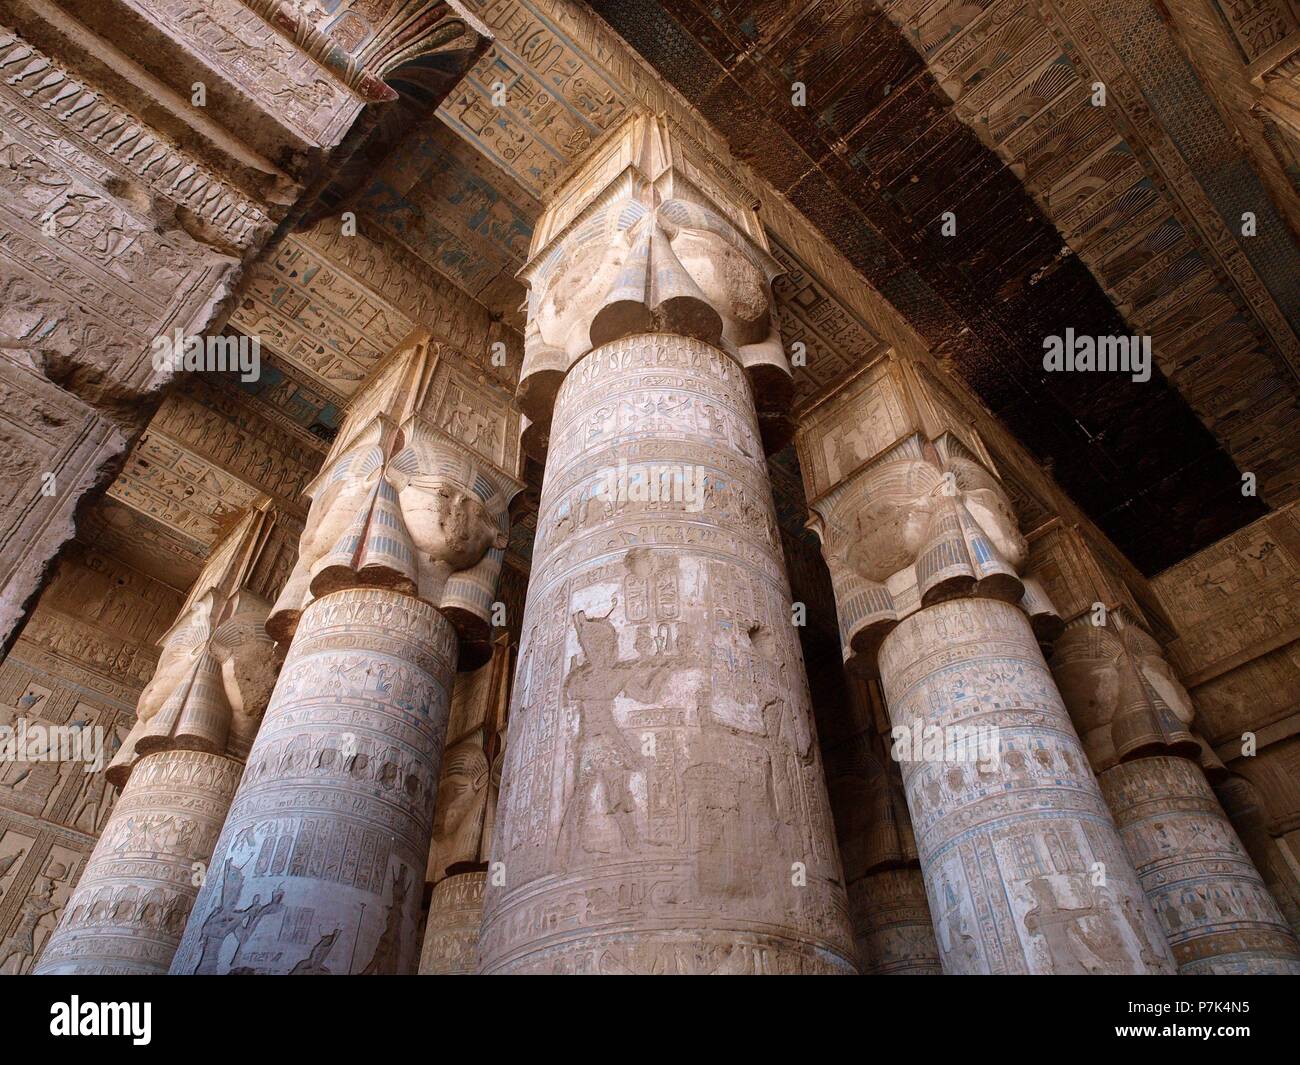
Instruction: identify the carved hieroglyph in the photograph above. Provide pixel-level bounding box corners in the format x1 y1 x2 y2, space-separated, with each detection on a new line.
0 359 126 648
800 361 1174 974
171 337 520 975
879 601 1174 974
32 505 288 974
1049 590 1300 973
480 332 854 973
419 870 487 975
849 868 938 976
170 588 455 975
1101 756 1300 974
33 750 240 975
479 114 854 973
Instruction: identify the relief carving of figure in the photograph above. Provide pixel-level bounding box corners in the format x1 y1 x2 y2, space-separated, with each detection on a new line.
267 424 511 644
557 599 679 856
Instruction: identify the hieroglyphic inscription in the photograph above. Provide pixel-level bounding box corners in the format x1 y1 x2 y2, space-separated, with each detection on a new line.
1101 755 1300 974
878 599 1175 975
170 589 457 975
34 750 242 974
481 335 855 974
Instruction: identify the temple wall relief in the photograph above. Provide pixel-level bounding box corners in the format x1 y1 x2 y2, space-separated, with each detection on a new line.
0 0 487 650
0 543 180 973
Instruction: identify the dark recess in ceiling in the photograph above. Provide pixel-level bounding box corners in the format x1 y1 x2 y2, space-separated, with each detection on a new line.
590 0 1268 575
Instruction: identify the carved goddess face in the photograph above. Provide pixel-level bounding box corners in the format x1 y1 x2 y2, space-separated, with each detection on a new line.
400 480 505 572
1052 621 1196 769
666 228 770 342
839 456 1028 587
531 207 642 355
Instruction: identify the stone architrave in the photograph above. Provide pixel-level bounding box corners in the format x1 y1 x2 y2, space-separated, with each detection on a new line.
477 113 856 975
34 503 290 974
418 634 510 974
798 357 1175 975
169 334 522 975
1037 523 1300 974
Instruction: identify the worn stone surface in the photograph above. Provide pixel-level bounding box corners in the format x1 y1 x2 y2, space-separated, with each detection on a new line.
165 334 520 975
1037 515 1300 974
1051 618 1300 972
417 639 509 972
849 868 940 976
821 671 939 974
418 870 486 975
33 749 241 975
1 0 1299 981
170 587 457 975
482 333 854 974
29 504 291 974
1101 755 1300 974
879 600 1173 974
799 358 1177 974
479 114 853 974
0 545 179 973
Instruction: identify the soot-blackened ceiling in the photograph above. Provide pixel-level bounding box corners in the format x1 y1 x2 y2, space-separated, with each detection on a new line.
589 0 1293 575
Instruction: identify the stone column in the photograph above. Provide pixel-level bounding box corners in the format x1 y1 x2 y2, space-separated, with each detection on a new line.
420 874 488 976
34 504 290 974
823 671 940 974
169 334 521 975
477 114 855 975
798 357 1174 974
1038 523 1300 974
418 635 511 974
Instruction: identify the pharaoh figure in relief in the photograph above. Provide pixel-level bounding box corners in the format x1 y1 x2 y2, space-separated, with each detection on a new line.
170 334 521 976
478 113 856 975
34 504 288 975
1040 523 1300 974
799 358 1175 975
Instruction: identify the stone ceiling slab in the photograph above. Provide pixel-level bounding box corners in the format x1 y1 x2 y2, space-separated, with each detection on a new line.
589 0 1288 574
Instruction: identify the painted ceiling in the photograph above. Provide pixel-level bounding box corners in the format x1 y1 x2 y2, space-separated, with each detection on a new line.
590 0 1299 574
78 0 1299 617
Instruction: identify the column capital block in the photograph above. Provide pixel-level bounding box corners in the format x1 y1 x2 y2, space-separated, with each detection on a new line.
268 331 523 658
108 501 291 785
516 112 792 444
